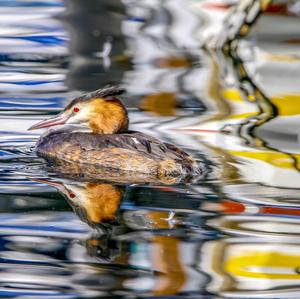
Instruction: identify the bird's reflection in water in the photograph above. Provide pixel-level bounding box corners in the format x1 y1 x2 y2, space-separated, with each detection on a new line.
31 176 129 268
30 171 200 295
32 177 123 225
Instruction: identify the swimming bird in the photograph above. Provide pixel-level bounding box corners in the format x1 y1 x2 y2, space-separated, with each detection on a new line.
28 86 200 181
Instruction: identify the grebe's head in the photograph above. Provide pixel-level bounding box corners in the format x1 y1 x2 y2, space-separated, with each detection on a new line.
28 86 128 134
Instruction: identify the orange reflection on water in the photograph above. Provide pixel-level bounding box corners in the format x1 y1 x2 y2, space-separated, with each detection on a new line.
149 211 186 296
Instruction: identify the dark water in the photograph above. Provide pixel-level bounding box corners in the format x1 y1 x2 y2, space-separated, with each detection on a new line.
1 0 300 298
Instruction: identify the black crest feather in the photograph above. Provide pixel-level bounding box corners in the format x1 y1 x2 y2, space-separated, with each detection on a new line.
65 86 126 110
91 85 126 99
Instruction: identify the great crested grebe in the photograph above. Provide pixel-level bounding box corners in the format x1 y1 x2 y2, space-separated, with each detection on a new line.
29 86 200 180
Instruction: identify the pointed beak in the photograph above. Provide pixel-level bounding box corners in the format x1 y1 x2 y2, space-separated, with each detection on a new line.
28 112 70 131
28 176 72 197
29 177 65 190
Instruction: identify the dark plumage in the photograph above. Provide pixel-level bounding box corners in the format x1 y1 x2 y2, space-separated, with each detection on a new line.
64 86 126 110
36 131 200 178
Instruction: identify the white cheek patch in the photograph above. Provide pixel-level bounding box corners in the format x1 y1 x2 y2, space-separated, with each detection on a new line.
65 184 87 207
66 106 90 124
69 114 81 124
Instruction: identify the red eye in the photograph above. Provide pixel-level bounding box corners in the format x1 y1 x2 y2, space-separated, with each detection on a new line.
69 193 76 198
73 107 80 113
